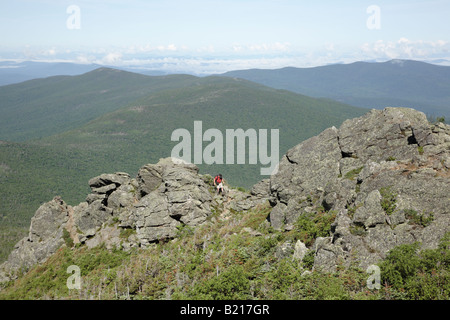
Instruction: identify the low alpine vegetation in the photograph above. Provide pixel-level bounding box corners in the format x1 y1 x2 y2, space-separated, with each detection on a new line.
1 203 448 300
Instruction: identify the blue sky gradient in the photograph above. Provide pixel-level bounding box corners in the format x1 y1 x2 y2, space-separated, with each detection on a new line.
1 0 449 74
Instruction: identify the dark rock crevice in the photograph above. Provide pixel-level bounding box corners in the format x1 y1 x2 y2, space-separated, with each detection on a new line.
407 133 418 145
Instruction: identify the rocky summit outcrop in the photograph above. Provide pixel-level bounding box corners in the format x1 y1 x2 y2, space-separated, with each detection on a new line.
0 157 269 284
117 158 214 246
269 107 450 271
1 107 448 284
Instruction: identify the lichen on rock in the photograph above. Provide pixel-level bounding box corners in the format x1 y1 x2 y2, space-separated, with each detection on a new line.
268 107 450 271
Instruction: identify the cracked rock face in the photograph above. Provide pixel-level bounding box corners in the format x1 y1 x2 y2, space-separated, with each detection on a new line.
0 158 215 281
0 197 70 279
119 158 214 246
269 107 450 271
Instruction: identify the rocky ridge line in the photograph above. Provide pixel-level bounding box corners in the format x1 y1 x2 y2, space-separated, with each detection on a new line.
0 158 268 283
0 107 449 283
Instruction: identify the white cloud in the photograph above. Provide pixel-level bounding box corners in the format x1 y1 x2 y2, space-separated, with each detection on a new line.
100 52 123 64
247 42 291 53
155 44 178 52
4 37 450 75
232 44 243 52
197 45 215 53
166 44 177 51
325 43 335 52
360 38 450 60
431 39 448 48
119 55 310 75
76 54 95 64
43 48 57 56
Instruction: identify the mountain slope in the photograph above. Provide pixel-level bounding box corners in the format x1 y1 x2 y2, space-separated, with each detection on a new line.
0 68 198 141
0 61 103 86
221 59 450 119
0 75 367 262
37 76 367 190
0 61 176 87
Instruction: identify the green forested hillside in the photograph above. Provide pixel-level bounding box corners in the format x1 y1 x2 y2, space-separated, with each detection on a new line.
0 68 198 141
38 76 367 190
0 69 367 262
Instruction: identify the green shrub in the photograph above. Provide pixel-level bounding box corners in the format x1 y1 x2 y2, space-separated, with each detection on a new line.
119 227 136 239
175 223 195 238
302 250 315 270
344 167 364 180
254 236 278 258
418 146 424 155
404 270 450 299
436 116 446 123
379 187 397 215
293 210 337 247
74 245 130 275
349 225 367 236
191 265 250 300
309 272 351 300
404 209 435 227
62 228 74 248
379 233 450 299
262 259 303 299
380 242 421 289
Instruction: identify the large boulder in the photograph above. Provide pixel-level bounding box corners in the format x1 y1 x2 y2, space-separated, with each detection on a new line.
70 172 135 244
269 107 450 271
269 126 342 230
119 158 214 245
0 197 70 280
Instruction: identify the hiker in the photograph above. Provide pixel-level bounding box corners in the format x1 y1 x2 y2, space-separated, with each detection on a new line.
214 174 224 195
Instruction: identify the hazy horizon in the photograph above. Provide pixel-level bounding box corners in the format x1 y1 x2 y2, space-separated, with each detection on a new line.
1 1 449 74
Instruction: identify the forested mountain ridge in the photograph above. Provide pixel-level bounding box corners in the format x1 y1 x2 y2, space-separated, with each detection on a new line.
221 59 450 119
0 68 198 141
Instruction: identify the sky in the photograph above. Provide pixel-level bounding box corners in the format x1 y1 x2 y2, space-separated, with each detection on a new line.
1 0 450 74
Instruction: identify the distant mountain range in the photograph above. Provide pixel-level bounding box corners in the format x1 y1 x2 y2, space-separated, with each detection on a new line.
221 59 450 119
0 61 171 87
0 61 100 86
3 59 449 119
